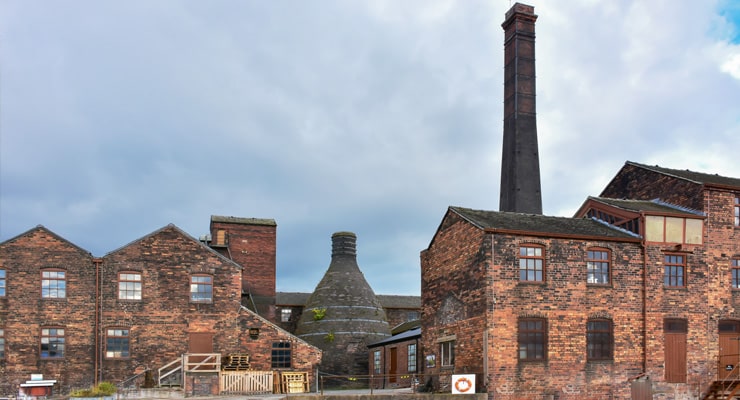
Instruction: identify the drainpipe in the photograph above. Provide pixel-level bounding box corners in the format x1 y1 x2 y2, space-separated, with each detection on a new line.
93 257 103 385
640 213 648 374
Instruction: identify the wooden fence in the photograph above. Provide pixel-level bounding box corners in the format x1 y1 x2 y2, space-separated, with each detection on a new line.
220 370 273 394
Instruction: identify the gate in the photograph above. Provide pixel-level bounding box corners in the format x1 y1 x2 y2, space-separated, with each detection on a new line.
220 370 273 394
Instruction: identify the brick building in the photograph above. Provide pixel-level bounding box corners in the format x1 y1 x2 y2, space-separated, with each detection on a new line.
367 320 421 390
0 222 321 397
420 161 740 399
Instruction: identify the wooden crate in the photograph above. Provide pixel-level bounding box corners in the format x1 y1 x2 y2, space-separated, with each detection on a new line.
280 372 308 393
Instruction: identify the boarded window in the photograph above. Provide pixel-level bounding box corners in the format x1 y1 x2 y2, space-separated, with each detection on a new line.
685 219 703 244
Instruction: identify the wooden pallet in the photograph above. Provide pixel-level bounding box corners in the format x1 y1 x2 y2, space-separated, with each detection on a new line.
222 353 250 371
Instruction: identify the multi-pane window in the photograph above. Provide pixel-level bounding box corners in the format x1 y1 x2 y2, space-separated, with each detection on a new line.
664 254 686 287
41 270 66 298
373 350 381 374
0 329 4 359
587 319 613 360
271 341 291 369
440 340 455 367
106 328 130 358
40 328 65 358
408 343 417 372
0 269 6 297
519 245 544 282
281 308 292 322
587 249 610 284
118 272 142 300
518 318 547 361
190 275 213 303
735 195 739 226
732 259 740 289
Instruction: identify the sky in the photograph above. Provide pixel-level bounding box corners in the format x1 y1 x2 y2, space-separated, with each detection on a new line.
1 1 739 297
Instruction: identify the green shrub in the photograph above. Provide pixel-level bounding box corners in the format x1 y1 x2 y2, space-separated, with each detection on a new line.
70 382 116 397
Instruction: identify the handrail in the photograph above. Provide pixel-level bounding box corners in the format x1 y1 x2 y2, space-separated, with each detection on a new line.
119 369 149 389
158 357 183 387
184 353 221 372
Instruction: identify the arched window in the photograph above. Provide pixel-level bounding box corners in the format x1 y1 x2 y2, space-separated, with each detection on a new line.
518 318 547 361
587 319 613 360
519 245 545 282
587 248 611 285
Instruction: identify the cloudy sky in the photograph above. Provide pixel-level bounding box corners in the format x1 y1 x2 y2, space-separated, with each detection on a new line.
1 1 738 296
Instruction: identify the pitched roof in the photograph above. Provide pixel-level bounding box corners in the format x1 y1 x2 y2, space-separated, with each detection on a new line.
103 224 243 269
450 206 638 239
367 327 421 348
627 161 740 188
586 197 704 216
0 225 92 256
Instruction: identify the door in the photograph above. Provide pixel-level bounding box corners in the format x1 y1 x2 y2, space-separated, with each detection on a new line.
188 332 214 371
389 347 397 383
664 319 687 383
719 321 740 379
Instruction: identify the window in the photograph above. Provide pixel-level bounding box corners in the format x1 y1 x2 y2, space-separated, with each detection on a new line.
281 308 292 323
271 341 291 369
41 270 66 298
664 254 686 287
408 343 417 372
407 311 419 321
190 275 213 303
40 328 65 358
519 245 544 282
440 340 455 367
106 328 130 358
587 319 613 360
518 318 547 361
0 268 5 297
735 195 739 226
587 249 610 284
732 259 740 289
118 272 142 300
0 329 4 359
645 216 703 244
373 350 381 374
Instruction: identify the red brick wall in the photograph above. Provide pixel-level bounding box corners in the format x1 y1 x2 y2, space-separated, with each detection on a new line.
600 163 704 210
368 337 421 389
420 210 489 390
0 227 97 395
100 225 245 382
209 220 277 321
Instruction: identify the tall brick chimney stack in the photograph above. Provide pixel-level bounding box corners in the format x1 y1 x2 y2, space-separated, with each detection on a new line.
499 3 543 214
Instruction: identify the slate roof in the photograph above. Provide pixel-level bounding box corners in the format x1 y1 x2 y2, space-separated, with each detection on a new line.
450 206 638 239
368 327 421 348
587 197 704 216
276 292 420 309
628 161 740 188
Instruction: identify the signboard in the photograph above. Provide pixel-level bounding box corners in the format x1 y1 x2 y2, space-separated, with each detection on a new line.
452 374 475 394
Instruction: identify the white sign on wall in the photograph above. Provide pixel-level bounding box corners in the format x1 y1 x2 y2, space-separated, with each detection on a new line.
452 374 475 394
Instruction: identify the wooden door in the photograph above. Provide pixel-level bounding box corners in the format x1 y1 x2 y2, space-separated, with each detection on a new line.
389 348 397 383
664 319 687 383
719 321 740 379
188 332 214 371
